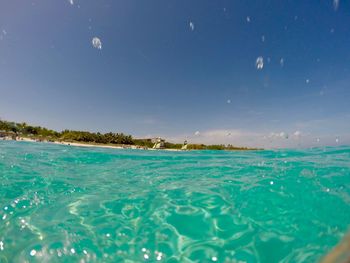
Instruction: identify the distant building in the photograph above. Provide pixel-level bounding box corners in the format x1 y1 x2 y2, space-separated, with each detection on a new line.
181 140 188 150
152 137 165 149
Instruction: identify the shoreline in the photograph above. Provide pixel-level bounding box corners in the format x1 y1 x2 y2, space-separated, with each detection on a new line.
2 136 260 152
53 141 182 151
0 120 260 151
14 137 183 152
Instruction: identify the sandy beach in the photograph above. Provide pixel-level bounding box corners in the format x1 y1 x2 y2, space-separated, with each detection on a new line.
15 137 182 152
53 141 182 151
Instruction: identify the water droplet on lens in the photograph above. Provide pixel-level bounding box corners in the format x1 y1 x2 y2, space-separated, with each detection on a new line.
333 0 339 10
280 58 284 67
189 21 195 31
92 37 102 50
256 56 264 70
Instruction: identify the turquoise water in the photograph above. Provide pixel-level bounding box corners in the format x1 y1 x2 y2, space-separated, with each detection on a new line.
0 141 349 262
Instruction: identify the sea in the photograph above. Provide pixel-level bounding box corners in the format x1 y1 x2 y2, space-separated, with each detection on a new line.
0 141 349 262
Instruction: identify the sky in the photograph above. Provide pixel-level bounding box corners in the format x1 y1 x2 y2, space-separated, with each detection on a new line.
0 0 350 148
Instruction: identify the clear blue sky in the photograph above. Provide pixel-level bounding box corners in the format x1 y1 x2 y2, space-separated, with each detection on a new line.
0 0 350 148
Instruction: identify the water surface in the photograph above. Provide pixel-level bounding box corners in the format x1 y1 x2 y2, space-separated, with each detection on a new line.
0 141 349 262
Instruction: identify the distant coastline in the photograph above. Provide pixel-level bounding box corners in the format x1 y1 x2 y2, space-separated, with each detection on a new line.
0 119 260 151
14 137 183 152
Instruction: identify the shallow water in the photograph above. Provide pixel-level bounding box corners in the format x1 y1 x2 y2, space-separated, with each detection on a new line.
0 141 349 262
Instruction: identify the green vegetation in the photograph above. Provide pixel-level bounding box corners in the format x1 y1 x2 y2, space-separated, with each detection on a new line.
0 120 133 145
0 118 258 150
187 144 253 150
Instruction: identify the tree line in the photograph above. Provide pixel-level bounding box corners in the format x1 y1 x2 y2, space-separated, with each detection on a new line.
0 119 256 150
0 119 134 145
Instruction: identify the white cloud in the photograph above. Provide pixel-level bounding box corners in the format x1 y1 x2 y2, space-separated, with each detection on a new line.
68 0 74 5
168 129 263 148
294 130 301 137
268 132 289 139
139 115 350 148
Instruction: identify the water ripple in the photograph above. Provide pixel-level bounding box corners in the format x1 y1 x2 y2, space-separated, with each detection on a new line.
0 141 349 262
